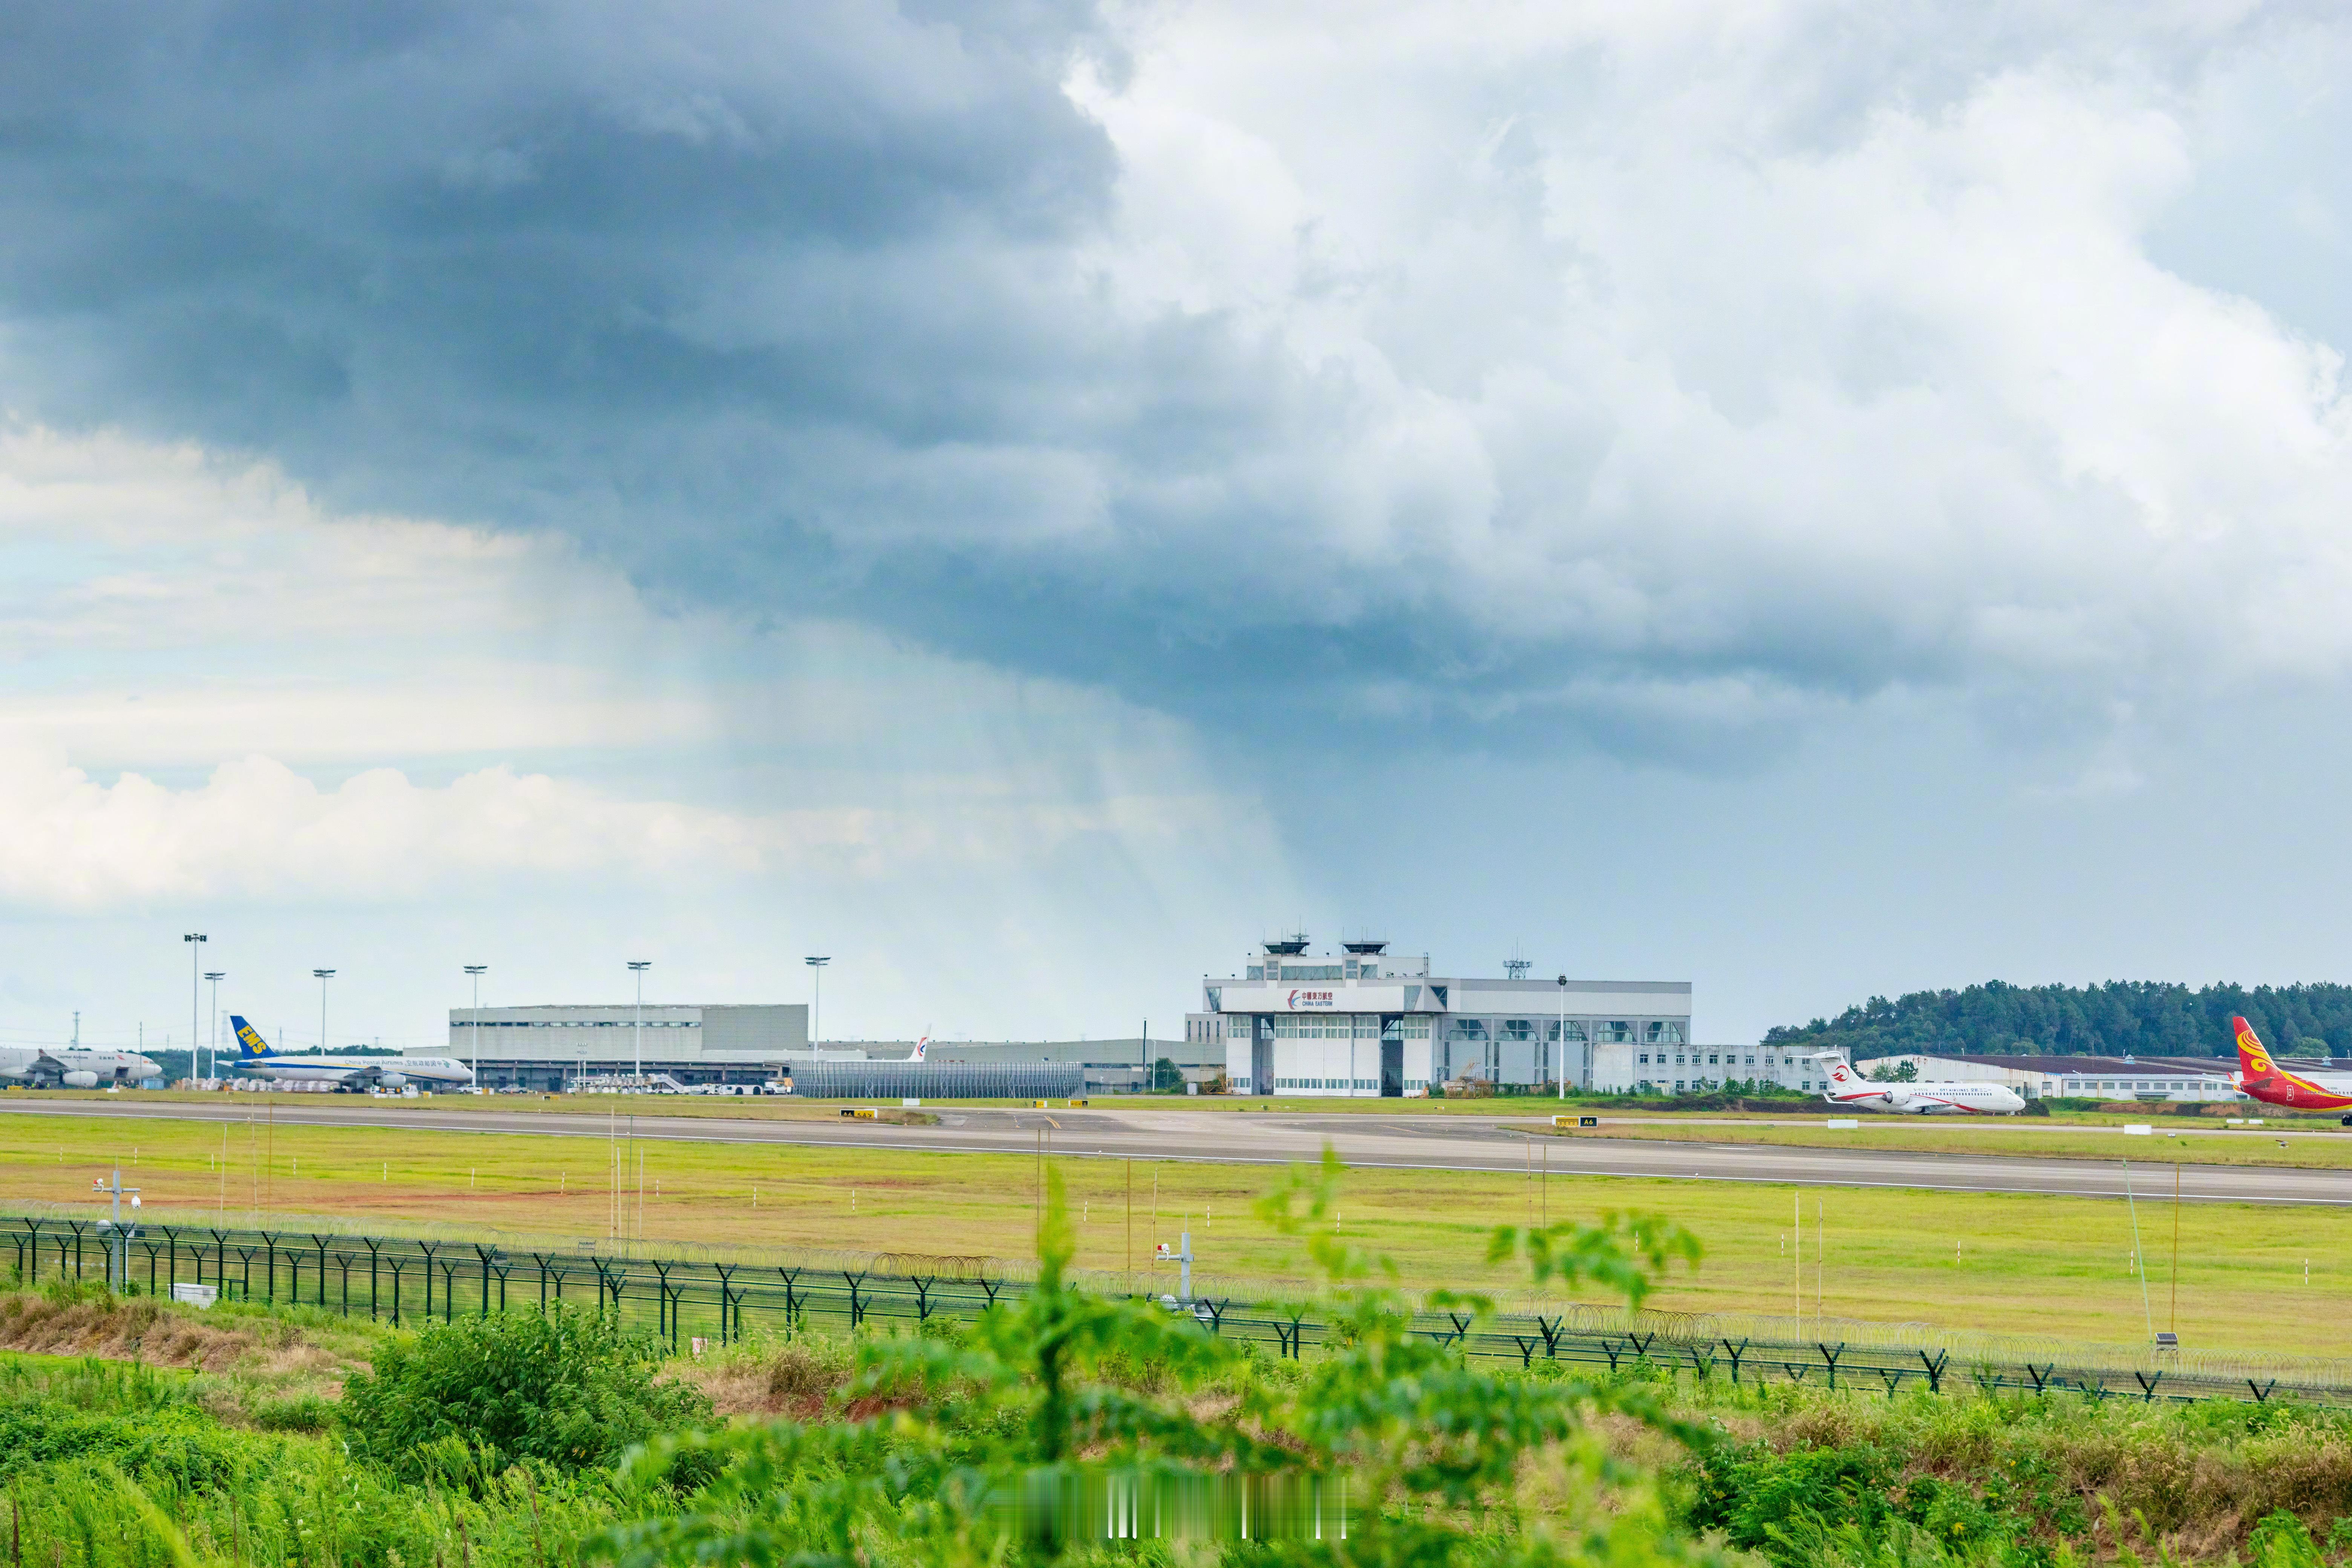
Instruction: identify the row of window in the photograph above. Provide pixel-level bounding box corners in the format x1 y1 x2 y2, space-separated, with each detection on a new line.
456 1020 697 1028
1271 1077 1381 1090
1242 964 1383 982
1640 1078 1818 1093
1450 1020 1688 1044
1637 1052 1815 1069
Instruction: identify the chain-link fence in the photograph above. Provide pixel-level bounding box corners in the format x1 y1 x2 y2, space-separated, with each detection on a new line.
8 1213 2341 1408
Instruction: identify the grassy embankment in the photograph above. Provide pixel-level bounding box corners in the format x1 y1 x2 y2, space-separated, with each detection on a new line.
8 1285 2352 1566
1 1112 2343 1350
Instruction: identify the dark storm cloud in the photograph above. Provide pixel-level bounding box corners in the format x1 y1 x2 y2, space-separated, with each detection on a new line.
3 2 2347 764
0 0 1373 729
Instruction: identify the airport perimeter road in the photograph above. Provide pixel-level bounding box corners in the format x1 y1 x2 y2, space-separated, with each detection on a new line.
9 1097 2352 1205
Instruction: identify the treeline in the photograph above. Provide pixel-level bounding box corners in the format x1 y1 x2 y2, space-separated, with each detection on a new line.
1762 980 2352 1061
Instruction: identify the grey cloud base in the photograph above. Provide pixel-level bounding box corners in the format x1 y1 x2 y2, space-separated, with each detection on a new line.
3 2 2350 763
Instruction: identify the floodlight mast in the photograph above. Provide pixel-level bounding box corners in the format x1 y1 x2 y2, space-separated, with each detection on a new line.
1557 975 1570 1101
804 957 830 1055
627 962 652 1086
314 970 335 1057
183 934 206 1083
464 966 487 1090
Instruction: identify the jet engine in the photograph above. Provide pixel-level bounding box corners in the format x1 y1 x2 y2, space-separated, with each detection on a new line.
61 1070 98 1089
377 1072 407 1089
1883 1086 1911 1109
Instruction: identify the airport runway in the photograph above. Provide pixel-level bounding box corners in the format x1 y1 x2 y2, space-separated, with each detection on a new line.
5 1096 2352 1205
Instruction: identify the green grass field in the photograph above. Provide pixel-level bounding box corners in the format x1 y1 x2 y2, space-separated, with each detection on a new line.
1535 1114 2352 1167
2 1111 2342 1354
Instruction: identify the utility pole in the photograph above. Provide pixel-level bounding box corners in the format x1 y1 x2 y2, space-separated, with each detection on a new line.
92 1168 139 1294
628 961 651 1087
204 972 225 1083
464 965 488 1091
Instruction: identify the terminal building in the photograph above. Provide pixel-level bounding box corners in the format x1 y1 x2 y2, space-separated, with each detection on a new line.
1197 938 1705 1097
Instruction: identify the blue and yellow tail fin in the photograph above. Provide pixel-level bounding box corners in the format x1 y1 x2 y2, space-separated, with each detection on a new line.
229 1016 274 1058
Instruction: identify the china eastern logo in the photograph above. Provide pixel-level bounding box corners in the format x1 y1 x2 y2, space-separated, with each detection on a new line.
1287 990 1336 1009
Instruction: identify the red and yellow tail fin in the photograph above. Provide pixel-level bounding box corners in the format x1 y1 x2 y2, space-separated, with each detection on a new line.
2234 1016 2276 1080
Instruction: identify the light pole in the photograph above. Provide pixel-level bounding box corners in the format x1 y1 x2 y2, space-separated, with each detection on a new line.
92 1168 139 1294
804 956 829 1053
628 961 651 1087
464 966 487 1091
1557 975 1569 1101
314 970 335 1056
183 933 205 1081
204 972 225 1082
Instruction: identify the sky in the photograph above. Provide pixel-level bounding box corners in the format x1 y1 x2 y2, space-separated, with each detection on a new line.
5 0 2352 1054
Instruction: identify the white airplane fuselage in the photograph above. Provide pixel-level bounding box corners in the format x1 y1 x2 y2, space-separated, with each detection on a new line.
0 1047 162 1088
236 1054 473 1090
1816 1055 2025 1114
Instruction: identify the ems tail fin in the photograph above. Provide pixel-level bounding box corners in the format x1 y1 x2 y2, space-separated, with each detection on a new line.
229 1016 274 1058
2233 1016 2277 1081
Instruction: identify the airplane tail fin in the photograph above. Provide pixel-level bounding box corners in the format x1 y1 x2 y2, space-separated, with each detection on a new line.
912 1036 929 1062
229 1016 274 1058
1811 1051 1857 1088
2234 1016 2277 1081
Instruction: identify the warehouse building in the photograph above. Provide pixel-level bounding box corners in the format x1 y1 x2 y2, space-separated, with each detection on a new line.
437 1003 808 1090
1199 938 1702 1097
784 1059 1081 1099
1857 1052 2243 1102
432 1004 1209 1095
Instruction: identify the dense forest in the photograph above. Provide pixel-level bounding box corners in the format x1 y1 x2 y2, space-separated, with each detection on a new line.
1762 980 2352 1061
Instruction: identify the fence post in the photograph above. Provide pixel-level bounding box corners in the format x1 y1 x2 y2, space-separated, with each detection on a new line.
714 1265 737 1344
1918 1350 1947 1395
475 1245 498 1317
652 1261 674 1340
418 1242 439 1321
364 1237 382 1320
1722 1339 1748 1386
311 1234 333 1307
843 1271 866 1331
262 1232 278 1303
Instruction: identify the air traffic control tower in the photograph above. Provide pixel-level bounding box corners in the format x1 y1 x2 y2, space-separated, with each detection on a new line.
1190 937 1693 1098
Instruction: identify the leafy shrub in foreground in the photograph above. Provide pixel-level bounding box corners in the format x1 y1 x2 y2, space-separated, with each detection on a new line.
600 1152 1717 1567
341 1303 712 1480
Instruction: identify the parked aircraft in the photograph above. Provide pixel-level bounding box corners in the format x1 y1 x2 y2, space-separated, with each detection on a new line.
2230 1016 2352 1115
228 1016 473 1092
0 1046 161 1089
1813 1053 2026 1114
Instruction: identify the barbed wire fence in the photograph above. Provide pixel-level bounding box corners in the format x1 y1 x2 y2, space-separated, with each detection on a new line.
7 1211 2344 1409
